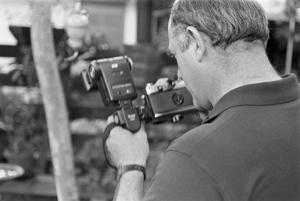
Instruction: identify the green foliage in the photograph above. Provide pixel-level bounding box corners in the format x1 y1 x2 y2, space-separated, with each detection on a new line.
0 89 48 153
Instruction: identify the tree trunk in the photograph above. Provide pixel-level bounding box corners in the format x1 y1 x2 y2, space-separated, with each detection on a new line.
30 1 79 201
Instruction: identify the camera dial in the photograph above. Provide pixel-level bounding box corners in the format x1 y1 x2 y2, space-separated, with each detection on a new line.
173 93 184 105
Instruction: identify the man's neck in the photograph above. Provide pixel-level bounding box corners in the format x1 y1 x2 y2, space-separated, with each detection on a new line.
209 45 281 107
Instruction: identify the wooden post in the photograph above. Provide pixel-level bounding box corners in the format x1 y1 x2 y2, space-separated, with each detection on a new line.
123 0 138 46
284 0 299 74
30 1 79 201
285 16 295 74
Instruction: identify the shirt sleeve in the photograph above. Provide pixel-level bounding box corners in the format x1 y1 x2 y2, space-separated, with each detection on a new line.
142 150 224 201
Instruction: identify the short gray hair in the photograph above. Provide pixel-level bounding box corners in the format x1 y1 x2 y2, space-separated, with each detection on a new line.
170 0 270 51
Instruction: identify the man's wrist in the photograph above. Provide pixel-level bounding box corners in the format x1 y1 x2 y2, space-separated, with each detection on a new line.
117 164 146 181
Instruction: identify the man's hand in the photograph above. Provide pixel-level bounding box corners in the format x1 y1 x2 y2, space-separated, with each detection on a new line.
105 116 150 168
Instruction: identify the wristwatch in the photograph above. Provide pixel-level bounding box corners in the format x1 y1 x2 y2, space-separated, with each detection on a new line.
117 164 146 181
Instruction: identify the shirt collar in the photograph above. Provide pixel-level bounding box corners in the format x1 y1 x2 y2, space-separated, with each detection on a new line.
203 74 300 123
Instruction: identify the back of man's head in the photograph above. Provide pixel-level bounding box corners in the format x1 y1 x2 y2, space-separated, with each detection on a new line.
170 0 269 51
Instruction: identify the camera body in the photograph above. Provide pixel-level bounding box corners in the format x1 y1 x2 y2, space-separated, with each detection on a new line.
81 56 137 106
143 78 196 123
81 56 197 132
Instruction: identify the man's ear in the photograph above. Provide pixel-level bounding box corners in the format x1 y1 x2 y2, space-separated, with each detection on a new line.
186 26 205 62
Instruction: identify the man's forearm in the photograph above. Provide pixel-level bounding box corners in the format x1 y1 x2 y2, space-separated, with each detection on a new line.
114 171 145 201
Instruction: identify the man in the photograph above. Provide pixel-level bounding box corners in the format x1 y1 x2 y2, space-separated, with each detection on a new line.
105 0 300 200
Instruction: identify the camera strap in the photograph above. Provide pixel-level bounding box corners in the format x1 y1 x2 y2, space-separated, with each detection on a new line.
103 122 118 169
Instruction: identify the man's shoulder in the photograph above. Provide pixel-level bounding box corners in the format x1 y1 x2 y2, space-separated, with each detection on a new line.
166 107 242 156
167 123 218 156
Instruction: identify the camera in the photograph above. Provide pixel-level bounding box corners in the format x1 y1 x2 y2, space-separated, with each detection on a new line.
81 56 198 132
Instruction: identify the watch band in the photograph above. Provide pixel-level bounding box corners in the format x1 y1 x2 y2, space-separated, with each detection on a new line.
117 164 146 181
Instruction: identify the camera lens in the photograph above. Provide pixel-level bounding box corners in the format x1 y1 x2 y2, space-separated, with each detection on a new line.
173 93 184 105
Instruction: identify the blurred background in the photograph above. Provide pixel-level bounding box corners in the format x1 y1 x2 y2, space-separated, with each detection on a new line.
0 0 299 200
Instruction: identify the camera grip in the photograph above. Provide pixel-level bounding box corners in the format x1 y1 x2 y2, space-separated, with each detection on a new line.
113 107 141 133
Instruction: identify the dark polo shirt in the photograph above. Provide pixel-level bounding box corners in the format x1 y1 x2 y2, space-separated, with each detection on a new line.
143 74 300 201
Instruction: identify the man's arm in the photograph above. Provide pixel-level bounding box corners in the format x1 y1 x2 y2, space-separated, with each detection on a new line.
143 150 223 201
113 171 144 201
105 116 149 201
